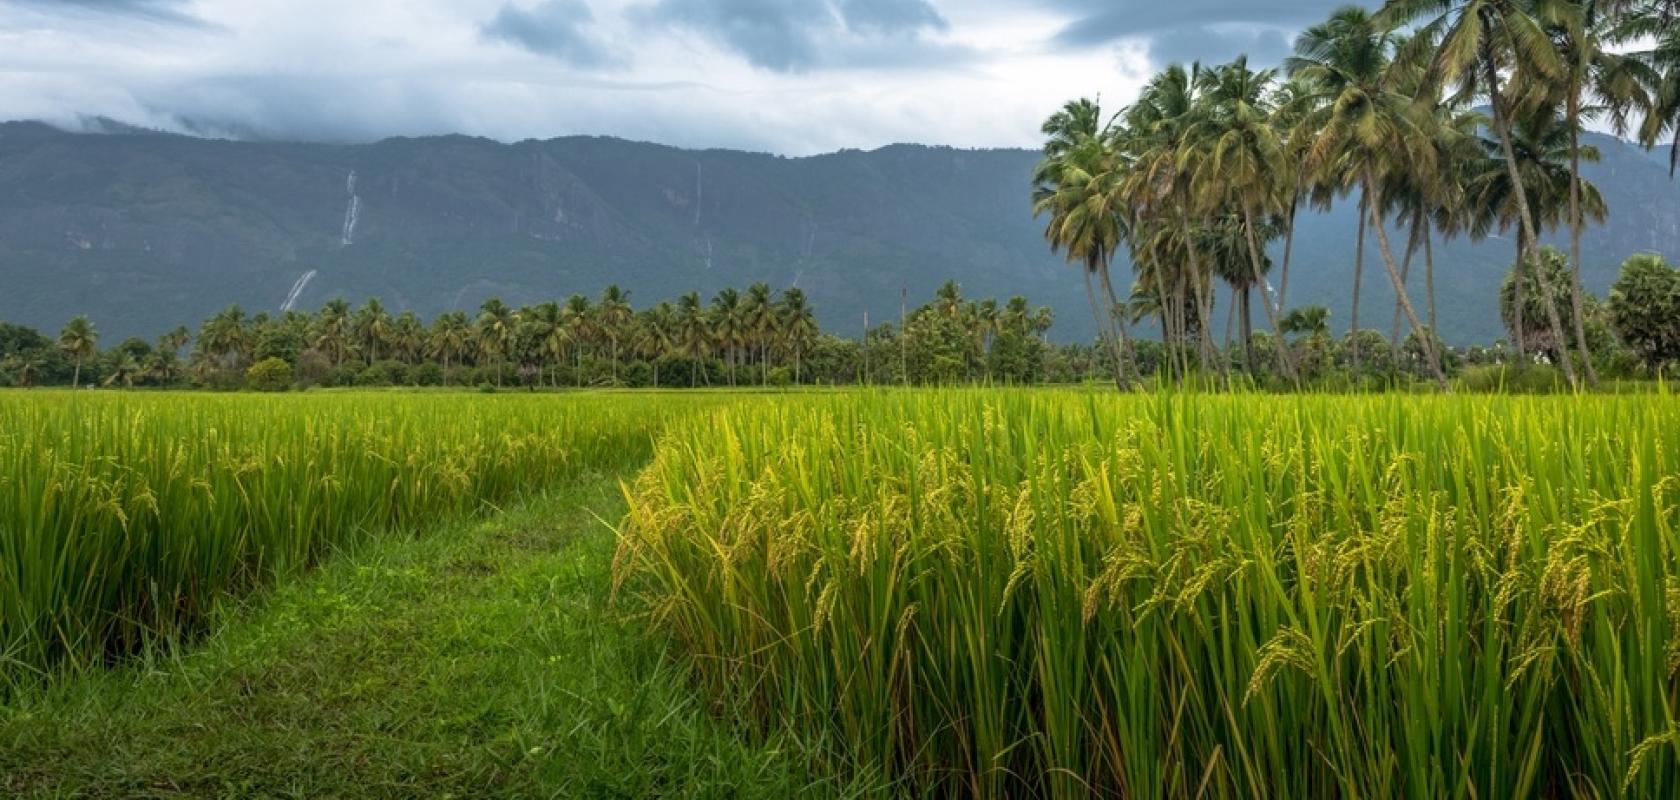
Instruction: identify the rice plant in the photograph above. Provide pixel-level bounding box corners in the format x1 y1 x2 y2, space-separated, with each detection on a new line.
616 389 1680 798
0 391 697 683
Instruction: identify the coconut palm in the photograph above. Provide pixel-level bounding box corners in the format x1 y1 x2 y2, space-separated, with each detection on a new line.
675 292 711 387
1286 10 1449 388
561 294 594 387
314 299 354 368
710 288 745 386
476 298 516 387
102 353 142 388
743 283 776 384
428 311 472 383
1187 57 1303 384
1120 66 1227 376
199 305 252 371
57 315 98 388
1516 0 1649 385
597 285 633 384
1032 98 1135 389
352 299 392 364
1379 0 1571 385
390 311 427 364
779 288 819 384
524 302 569 387
634 303 676 388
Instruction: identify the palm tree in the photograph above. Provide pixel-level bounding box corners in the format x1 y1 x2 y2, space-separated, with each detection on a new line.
1464 110 1607 363
710 288 745 386
1286 11 1449 389
390 311 427 364
352 298 392 364
1033 98 1135 389
159 325 191 355
562 294 594 387
315 299 354 367
1626 2 1680 172
199 305 252 370
743 283 776 385
58 315 98 388
525 302 569 387
428 311 472 383
476 298 516 387
102 353 142 388
779 288 819 384
1187 57 1302 384
1516 0 1647 385
675 292 711 387
634 303 676 388
1379 0 1570 385
596 285 633 384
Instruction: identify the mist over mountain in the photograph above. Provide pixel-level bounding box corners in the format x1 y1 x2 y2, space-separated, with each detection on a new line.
1 120 1675 344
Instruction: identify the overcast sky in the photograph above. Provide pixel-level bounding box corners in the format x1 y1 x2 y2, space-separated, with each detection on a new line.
0 0 1351 154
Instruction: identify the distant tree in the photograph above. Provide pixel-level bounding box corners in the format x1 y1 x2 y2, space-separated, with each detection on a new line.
246 357 294 391
58 315 98 388
597 285 633 384
1607 253 1680 373
476 298 516 387
779 289 818 384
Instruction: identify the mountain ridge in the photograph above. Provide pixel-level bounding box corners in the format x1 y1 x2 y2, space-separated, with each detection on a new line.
1 120 1675 344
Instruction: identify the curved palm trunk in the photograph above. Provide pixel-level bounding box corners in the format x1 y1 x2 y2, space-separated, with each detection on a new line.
1083 258 1128 390
1241 208 1298 384
1393 210 1423 362
1484 43 1577 388
72 358 81 390
1425 226 1438 335
1352 206 1367 378
1179 212 1226 381
1239 285 1256 375
1366 177 1449 392
1094 260 1136 388
1567 89 1600 387
1279 193 1300 309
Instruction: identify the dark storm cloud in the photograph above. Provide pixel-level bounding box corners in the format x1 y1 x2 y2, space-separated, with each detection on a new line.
1048 1 1344 46
1145 25 1294 69
637 0 950 72
482 0 621 67
5 0 208 26
837 0 947 35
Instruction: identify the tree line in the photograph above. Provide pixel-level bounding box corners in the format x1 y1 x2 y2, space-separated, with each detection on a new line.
1034 0 1680 391
6 250 1678 393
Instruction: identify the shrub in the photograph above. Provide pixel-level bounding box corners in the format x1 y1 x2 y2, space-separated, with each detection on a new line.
245 358 294 392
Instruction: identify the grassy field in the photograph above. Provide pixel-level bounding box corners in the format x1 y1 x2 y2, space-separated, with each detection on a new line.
616 390 1680 798
5 388 1680 797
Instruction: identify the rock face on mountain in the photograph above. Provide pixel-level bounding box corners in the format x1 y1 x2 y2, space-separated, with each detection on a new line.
1 120 1674 343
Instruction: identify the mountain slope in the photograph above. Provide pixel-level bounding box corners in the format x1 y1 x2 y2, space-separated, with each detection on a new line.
1 121 1675 343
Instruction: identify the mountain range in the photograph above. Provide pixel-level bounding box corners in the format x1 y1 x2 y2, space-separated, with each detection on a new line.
1 120 1675 344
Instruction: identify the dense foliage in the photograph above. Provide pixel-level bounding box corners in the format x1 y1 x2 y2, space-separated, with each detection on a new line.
1034 0 1680 391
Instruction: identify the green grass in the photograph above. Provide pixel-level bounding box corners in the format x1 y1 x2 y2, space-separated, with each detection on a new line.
0 471 880 798
0 391 712 683
616 389 1680 798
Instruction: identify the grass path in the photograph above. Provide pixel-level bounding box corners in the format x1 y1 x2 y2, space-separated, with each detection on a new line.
0 471 877 798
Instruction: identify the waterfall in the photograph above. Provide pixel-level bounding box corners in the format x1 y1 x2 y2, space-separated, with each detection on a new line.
280 269 317 313
341 170 361 245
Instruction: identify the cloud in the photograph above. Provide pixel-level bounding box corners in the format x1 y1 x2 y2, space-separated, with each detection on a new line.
482 0 621 68
837 0 947 35
4 0 210 26
636 0 951 72
1045 0 1340 69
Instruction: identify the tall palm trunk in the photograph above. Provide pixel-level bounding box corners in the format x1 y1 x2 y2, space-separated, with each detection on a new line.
1279 193 1300 309
1180 212 1227 382
1239 285 1256 375
1425 225 1438 335
1241 208 1298 383
72 358 81 390
1352 205 1367 378
1393 210 1423 361
1367 176 1449 391
1094 258 1137 387
1567 88 1600 387
1085 257 1130 390
1484 41 1577 388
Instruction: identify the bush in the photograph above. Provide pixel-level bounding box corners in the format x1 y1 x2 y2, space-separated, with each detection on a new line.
1456 364 1568 394
766 367 793 388
357 363 395 387
245 358 294 392
411 362 444 387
